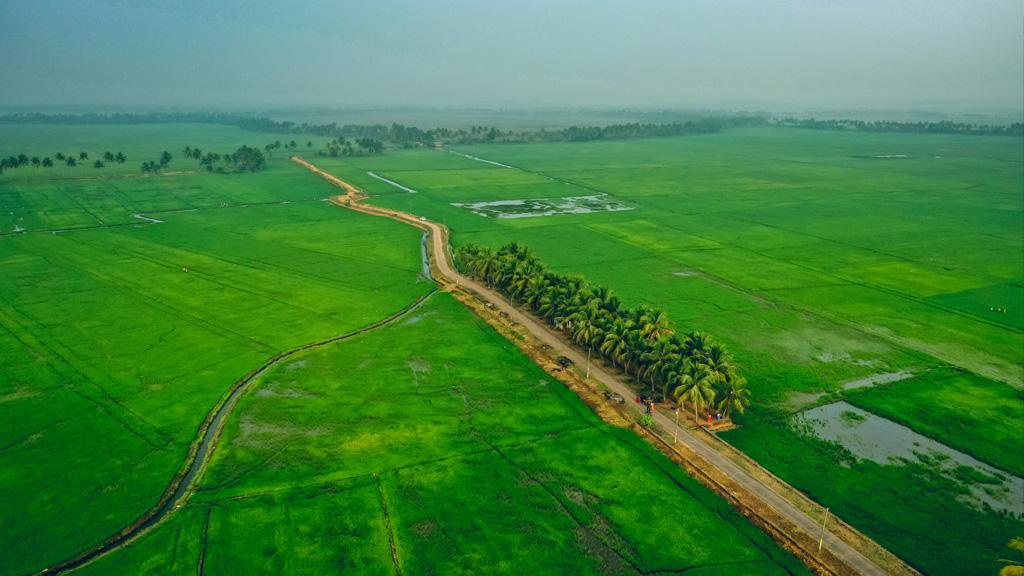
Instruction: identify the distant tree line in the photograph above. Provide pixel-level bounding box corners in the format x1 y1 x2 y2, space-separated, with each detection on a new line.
0 150 126 175
5 111 1017 156
318 137 385 157
0 112 246 125
456 242 751 420
236 117 750 147
776 117 1023 136
0 112 764 150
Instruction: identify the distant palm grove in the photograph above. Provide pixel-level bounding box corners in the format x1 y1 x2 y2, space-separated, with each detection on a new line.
456 242 751 420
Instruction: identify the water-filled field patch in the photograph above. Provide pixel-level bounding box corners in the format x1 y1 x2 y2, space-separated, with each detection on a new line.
453 194 633 219
796 401 1023 515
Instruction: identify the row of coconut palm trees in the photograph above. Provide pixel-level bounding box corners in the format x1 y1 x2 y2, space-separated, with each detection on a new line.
455 242 751 420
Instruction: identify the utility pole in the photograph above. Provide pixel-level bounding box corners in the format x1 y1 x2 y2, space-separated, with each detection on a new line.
586 348 591 379
818 508 830 552
673 409 680 444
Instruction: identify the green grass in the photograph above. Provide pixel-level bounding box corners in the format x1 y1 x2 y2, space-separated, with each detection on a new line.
305 126 1023 575
0 152 431 574
83 294 809 575
845 368 1024 476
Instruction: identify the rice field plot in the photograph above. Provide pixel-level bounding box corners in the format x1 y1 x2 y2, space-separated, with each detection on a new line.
0 158 430 575
309 126 1023 574
80 294 810 576
0 160 337 234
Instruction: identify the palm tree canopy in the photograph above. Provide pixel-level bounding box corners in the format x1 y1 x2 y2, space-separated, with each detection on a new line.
455 241 745 414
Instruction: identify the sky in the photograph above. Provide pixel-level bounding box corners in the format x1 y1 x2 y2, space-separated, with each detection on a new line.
0 0 1021 113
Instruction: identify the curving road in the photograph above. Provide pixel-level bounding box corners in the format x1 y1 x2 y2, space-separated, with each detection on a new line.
293 157 904 576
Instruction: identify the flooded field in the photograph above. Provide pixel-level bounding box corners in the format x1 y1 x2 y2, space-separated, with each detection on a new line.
840 370 916 391
796 401 1023 515
453 194 633 218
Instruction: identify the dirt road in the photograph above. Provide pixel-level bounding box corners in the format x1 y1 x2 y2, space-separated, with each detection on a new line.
295 156 904 576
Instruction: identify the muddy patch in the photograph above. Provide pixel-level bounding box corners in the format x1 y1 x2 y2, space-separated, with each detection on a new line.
815 352 850 363
254 384 317 399
401 309 436 326
840 370 915 391
796 401 1023 514
409 358 431 388
453 194 633 219
236 417 323 447
284 359 308 372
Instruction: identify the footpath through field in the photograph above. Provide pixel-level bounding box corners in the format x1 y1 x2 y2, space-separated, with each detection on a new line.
294 156 910 576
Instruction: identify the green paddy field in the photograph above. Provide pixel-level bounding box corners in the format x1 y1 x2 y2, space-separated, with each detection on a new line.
311 126 1023 575
75 294 808 576
1 122 1021 575
0 123 814 575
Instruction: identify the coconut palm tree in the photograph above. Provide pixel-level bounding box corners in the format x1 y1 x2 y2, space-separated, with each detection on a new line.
682 331 710 362
673 363 717 421
523 274 549 311
716 375 750 419
599 318 632 368
642 337 680 401
476 249 500 286
593 286 621 315
572 316 603 351
638 308 673 342
1000 536 1024 576
701 342 732 384
623 330 650 389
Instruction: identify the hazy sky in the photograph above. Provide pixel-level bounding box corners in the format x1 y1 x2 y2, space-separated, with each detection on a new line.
1 0 1021 112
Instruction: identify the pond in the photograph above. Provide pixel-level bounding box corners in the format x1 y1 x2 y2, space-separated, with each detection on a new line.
797 401 1023 515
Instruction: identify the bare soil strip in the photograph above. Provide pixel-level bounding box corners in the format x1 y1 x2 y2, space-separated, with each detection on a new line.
37 289 438 576
294 157 918 576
